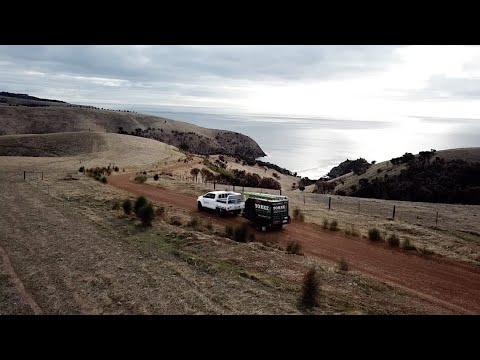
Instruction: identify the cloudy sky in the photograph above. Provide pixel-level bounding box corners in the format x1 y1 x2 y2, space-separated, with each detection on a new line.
2 45 480 121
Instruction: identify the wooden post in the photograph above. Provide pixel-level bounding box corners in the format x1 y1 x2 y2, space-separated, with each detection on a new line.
435 211 438 227
328 197 331 210
24 171 26 180
392 205 396 220
358 201 360 214
303 192 305 205
280 189 282 196
213 180 216 190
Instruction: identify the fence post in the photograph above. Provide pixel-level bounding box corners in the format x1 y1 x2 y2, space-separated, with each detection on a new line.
328 197 331 210
24 171 26 180
435 211 438 227
42 171 43 181
358 201 360 214
392 205 396 220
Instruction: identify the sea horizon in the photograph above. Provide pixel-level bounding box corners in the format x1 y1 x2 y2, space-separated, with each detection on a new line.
82 102 480 180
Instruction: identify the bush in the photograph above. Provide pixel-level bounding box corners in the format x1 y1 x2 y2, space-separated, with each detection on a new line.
387 233 400 247
114 166 119 172
169 217 182 226
205 222 213 231
368 228 382 241
293 208 304 222
286 241 302 255
401 238 416 251
225 225 234 239
112 202 120 210
322 219 329 229
187 217 199 228
344 224 360 237
156 206 165 217
79 166 85 173
301 267 320 309
122 199 132 215
137 202 155 226
338 258 349 271
329 220 339 231
233 223 249 242
153 174 159 181
135 175 147 183
101 176 107 184
134 196 148 216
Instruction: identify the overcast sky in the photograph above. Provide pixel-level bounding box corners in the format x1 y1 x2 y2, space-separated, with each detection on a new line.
2 45 480 121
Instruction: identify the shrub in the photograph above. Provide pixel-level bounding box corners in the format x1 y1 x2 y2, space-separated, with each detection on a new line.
101 176 107 184
329 220 339 231
301 267 320 309
344 224 360 237
187 217 199 228
112 202 120 210
286 241 302 255
338 258 349 271
155 206 165 217
293 208 304 222
153 174 159 181
143 171 147 175
169 216 182 226
322 219 329 229
233 223 249 242
225 225 234 239
205 222 213 231
134 175 147 183
114 166 119 172
134 196 148 216
386 233 400 247
401 238 416 251
79 166 85 173
137 202 155 226
122 199 132 215
368 228 382 241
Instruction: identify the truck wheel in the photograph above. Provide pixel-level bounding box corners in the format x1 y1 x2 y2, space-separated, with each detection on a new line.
197 202 203 211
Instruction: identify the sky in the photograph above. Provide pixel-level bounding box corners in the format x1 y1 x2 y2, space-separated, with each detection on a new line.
1 45 480 178
2 45 480 120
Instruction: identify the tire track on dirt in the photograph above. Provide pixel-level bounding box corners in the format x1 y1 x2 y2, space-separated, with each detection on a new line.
108 173 480 314
0 246 43 315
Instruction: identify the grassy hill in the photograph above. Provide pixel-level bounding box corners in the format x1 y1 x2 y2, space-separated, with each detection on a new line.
319 148 480 204
0 93 266 160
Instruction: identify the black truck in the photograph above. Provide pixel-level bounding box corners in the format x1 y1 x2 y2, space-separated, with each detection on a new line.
241 192 291 231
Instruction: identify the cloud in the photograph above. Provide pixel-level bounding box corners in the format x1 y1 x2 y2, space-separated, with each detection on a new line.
1 45 480 121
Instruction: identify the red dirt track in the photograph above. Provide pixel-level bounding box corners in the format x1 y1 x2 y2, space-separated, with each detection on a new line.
109 174 480 314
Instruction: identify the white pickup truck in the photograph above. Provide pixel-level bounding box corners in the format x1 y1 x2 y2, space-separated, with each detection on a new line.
197 191 245 216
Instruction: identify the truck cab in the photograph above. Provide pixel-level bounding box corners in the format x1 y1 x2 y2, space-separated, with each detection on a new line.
197 191 245 216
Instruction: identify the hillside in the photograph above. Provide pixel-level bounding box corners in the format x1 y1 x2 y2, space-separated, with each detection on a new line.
0 93 266 160
319 148 480 205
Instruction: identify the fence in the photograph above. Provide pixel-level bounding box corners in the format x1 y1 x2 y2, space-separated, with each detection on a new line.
173 175 480 234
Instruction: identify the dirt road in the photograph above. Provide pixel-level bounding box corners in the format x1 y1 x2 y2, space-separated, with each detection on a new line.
109 173 480 314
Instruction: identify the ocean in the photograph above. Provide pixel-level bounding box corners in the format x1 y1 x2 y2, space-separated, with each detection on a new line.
112 104 480 180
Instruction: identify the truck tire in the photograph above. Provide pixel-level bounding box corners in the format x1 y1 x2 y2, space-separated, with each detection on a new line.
197 202 203 211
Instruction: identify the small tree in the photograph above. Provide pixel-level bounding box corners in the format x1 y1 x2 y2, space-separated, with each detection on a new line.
190 168 200 183
122 199 132 215
153 174 159 181
134 196 148 216
137 202 155 226
301 267 320 309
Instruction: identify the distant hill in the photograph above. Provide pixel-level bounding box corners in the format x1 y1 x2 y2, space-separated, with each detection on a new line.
316 148 480 205
0 92 266 161
0 91 66 102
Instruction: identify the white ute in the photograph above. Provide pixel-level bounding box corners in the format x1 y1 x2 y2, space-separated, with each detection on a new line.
197 191 245 216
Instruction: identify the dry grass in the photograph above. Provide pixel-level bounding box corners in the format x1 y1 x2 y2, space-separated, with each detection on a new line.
0 128 478 314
